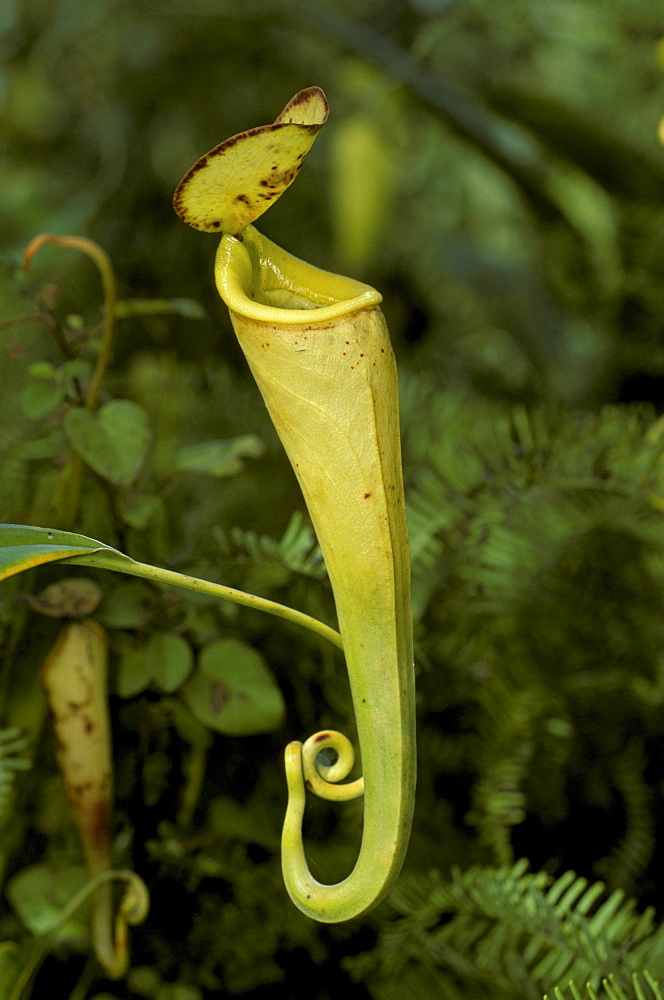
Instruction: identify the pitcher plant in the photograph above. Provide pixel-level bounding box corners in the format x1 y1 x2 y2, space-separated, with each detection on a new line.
173 87 416 922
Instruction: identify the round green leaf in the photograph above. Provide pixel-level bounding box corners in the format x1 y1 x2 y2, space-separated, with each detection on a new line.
117 633 193 698
116 641 153 698
60 358 93 380
117 491 162 529
64 399 151 486
151 634 194 692
181 638 284 735
27 361 56 378
20 380 63 419
6 862 89 944
98 580 155 629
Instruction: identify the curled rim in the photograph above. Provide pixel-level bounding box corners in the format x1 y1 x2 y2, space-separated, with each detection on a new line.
214 225 382 325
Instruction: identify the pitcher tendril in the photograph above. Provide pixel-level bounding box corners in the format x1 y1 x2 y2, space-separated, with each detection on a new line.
298 730 364 803
174 87 416 922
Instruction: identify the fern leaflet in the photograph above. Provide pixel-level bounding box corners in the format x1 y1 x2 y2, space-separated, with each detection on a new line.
355 861 664 1000
0 727 31 823
212 510 325 583
546 970 663 1000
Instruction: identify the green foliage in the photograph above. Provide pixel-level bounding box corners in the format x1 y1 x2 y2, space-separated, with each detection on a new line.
547 971 664 1000
463 674 539 866
179 638 285 735
347 861 664 1000
63 399 152 487
173 435 264 478
2 0 664 996
115 633 194 698
0 943 22 1000
596 742 655 894
212 510 327 589
6 862 89 944
0 728 31 824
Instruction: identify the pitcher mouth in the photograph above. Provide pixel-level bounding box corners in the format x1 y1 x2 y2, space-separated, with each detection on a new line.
214 225 382 325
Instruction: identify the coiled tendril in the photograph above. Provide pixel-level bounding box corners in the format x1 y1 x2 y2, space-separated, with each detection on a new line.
298 730 364 802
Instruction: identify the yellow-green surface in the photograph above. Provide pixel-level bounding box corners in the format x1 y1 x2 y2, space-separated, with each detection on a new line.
215 229 414 921
173 88 328 235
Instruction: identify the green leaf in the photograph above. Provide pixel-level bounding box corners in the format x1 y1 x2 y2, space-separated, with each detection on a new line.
162 984 203 1000
330 114 396 268
6 862 89 945
24 577 102 617
98 581 155 629
0 524 340 649
153 635 194 692
127 966 162 995
173 435 264 477
27 361 56 379
60 358 93 380
114 297 207 320
165 700 212 749
116 633 193 698
0 523 114 581
168 297 207 320
20 380 63 419
180 638 285 735
116 641 152 697
14 431 67 461
117 491 162 529
64 399 152 486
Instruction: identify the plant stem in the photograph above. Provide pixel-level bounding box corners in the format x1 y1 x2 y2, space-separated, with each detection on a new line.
22 235 119 528
68 550 344 650
7 869 148 1000
22 234 117 411
128 560 344 649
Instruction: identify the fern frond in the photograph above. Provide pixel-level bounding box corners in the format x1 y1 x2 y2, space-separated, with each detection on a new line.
546 970 663 1000
366 862 664 1000
403 396 664 651
526 712 574 825
212 510 326 587
596 742 654 893
0 727 31 822
406 477 446 618
465 678 540 866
